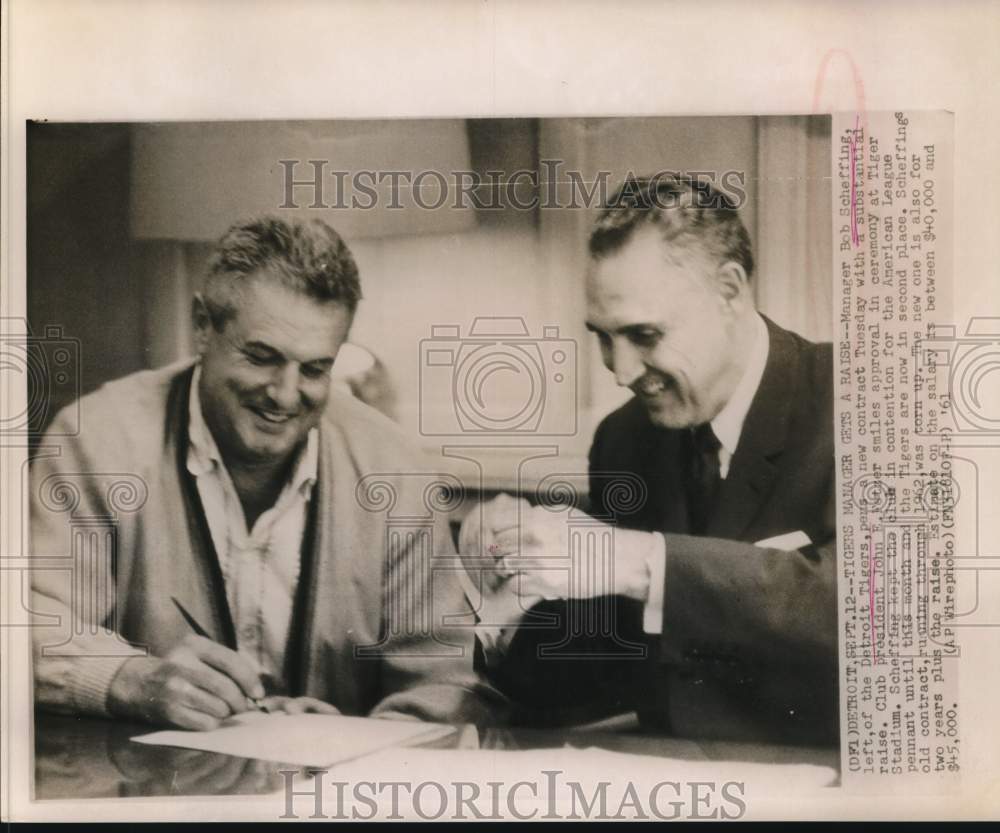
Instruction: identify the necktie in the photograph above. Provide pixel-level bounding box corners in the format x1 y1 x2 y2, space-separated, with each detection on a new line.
684 422 721 535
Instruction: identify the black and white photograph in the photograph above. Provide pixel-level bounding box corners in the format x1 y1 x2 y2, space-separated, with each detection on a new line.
2 0 998 824
24 114 838 810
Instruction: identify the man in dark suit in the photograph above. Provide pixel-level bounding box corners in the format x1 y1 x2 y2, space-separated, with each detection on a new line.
466 175 837 744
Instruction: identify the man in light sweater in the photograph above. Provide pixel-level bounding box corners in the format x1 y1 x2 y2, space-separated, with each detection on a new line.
31 216 501 730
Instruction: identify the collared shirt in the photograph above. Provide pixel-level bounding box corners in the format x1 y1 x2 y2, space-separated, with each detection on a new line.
186 365 319 684
709 312 770 479
642 312 770 632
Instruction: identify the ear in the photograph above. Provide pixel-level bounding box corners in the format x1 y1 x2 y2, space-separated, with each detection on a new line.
191 294 213 355
714 261 751 307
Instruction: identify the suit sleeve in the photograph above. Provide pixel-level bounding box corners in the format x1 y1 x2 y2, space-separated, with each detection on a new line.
659 516 837 670
655 522 839 742
29 407 144 716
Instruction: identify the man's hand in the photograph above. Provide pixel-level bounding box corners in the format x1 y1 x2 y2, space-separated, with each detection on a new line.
495 504 655 603
458 493 532 594
107 635 266 730
257 695 339 715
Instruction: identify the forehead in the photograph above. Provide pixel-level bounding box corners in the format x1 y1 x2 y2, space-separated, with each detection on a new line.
224 277 351 352
585 228 709 323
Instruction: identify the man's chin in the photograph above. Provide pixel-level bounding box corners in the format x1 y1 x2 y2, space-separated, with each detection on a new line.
641 400 695 431
233 427 301 465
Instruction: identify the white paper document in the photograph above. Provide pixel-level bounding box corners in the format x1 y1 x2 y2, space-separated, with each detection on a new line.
131 713 453 767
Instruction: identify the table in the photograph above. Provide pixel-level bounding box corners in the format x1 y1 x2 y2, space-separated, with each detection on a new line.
34 711 838 800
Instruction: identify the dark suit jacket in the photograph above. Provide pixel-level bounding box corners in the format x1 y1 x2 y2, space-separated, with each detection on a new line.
490 317 838 744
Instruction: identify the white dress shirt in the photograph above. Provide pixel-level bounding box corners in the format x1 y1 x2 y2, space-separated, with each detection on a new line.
642 313 770 632
186 365 319 683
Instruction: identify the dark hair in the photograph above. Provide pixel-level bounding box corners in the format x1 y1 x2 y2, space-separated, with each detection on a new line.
203 216 362 328
588 175 754 280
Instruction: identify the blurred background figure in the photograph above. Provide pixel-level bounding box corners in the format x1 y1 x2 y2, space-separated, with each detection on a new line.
330 342 398 422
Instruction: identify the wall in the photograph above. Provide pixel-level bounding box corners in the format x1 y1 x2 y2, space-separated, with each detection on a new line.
26 122 142 434
27 117 829 490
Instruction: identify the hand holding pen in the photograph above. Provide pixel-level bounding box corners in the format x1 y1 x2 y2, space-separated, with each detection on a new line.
166 599 337 719
104 597 268 730
106 597 335 731
169 598 270 714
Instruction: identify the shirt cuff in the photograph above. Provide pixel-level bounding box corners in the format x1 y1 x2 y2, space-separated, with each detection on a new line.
642 532 667 634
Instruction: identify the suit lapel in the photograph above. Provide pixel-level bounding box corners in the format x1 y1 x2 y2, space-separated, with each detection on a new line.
707 318 800 541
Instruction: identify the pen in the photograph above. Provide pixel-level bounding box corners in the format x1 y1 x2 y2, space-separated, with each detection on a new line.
170 596 269 713
171 595 209 637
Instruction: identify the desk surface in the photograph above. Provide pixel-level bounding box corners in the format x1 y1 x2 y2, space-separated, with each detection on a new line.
35 712 838 800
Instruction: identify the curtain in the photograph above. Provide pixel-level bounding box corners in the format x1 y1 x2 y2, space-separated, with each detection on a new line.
755 116 833 343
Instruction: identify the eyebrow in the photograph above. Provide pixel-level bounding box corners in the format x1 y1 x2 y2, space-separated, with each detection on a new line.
243 341 280 354
303 357 336 369
242 341 336 366
585 322 663 336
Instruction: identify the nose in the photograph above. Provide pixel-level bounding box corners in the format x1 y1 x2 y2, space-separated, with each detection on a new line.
609 339 645 388
266 365 300 411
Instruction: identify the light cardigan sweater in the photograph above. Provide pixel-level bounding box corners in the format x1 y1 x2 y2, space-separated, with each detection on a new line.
31 361 502 724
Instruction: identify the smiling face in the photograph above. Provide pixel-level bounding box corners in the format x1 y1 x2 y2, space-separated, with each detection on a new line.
585 226 754 430
193 275 353 469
